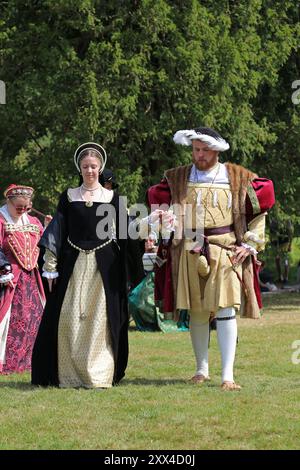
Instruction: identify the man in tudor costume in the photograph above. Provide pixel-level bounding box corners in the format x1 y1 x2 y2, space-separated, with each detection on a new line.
140 127 275 390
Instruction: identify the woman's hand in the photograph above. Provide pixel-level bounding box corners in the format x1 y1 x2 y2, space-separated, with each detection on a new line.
47 277 57 293
44 215 53 228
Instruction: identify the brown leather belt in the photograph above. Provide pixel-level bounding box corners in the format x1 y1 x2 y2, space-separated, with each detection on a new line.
204 224 234 237
191 224 234 248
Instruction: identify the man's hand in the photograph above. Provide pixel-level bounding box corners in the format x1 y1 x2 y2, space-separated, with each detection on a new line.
148 209 165 224
149 209 175 227
161 211 175 228
230 245 251 265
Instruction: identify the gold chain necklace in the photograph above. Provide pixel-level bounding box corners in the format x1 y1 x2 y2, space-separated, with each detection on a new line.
81 183 100 195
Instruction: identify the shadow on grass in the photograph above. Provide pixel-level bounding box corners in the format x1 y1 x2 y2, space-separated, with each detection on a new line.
121 378 228 390
0 379 226 392
262 292 300 308
128 326 165 332
0 381 35 391
122 378 196 386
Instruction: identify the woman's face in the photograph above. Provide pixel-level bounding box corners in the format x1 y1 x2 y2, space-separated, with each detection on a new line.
80 155 101 186
145 238 156 253
7 196 31 218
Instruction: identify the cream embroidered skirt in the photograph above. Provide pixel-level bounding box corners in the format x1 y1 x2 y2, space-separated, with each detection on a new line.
58 252 114 388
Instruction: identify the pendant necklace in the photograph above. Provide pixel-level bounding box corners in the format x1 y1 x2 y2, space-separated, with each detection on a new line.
80 184 100 207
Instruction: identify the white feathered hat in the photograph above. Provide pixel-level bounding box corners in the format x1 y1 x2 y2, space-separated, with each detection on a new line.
173 127 229 151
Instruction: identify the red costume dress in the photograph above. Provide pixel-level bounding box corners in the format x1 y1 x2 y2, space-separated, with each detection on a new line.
0 205 45 373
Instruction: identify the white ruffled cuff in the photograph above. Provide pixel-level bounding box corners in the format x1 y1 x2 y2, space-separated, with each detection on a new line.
129 211 177 241
243 230 265 244
161 211 176 240
245 213 267 252
137 217 151 240
241 243 258 256
148 230 158 243
0 272 14 284
42 271 59 279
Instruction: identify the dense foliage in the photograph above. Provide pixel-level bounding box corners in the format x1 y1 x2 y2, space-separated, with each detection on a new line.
0 0 299 225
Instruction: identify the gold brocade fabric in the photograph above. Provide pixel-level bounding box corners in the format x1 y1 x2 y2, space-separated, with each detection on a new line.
43 248 57 273
176 183 242 322
184 182 233 229
58 252 114 388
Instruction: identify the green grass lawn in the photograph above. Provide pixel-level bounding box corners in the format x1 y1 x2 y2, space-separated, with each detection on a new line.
1 292 300 450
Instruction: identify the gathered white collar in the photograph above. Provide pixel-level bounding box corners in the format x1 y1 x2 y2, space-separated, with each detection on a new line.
189 163 229 184
67 185 114 203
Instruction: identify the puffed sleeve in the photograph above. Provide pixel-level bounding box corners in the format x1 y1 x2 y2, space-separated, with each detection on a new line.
39 190 68 276
146 178 172 207
31 216 44 238
144 178 173 240
42 249 59 278
131 217 152 241
244 178 275 252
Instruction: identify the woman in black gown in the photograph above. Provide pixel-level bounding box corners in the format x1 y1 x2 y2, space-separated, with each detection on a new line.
32 142 128 388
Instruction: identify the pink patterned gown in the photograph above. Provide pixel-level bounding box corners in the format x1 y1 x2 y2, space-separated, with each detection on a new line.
0 206 45 374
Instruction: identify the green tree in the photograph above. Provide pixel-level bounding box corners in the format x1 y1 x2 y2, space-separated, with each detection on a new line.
0 0 299 219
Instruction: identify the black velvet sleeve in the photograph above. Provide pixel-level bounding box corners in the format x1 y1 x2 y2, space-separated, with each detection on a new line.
0 248 10 270
113 193 145 290
38 190 68 259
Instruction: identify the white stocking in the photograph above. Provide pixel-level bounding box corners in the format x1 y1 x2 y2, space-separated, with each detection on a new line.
189 318 210 377
216 307 237 383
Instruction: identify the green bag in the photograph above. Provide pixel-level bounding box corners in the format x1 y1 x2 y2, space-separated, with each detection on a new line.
128 272 189 332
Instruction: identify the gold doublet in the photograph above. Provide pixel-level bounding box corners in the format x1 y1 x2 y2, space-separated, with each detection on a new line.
176 182 242 322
